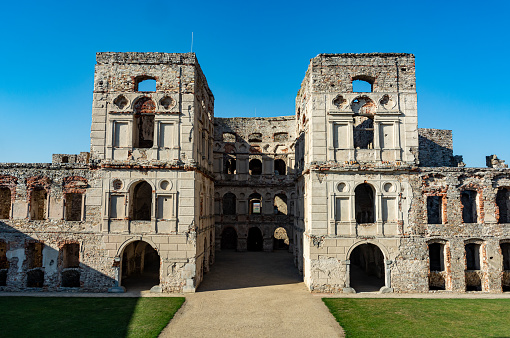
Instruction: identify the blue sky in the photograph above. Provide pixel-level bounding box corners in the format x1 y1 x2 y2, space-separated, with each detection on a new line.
0 0 508 167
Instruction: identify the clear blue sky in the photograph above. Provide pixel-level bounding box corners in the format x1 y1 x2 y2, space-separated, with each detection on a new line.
1 0 508 167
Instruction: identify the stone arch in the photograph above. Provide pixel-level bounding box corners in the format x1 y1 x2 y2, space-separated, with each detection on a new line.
347 241 388 292
119 239 160 291
272 226 289 250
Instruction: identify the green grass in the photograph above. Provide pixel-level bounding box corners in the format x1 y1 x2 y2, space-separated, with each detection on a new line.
0 297 185 338
323 298 510 337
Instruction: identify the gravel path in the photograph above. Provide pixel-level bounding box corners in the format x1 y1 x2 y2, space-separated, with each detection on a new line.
160 251 344 338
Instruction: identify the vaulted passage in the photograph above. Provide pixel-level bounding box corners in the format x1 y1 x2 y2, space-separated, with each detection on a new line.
121 240 160 291
349 244 385 292
247 227 263 251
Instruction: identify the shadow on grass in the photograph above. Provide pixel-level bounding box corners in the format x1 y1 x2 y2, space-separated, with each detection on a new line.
0 297 184 338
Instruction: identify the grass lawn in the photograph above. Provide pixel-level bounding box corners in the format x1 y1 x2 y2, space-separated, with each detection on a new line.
0 297 185 338
323 298 510 337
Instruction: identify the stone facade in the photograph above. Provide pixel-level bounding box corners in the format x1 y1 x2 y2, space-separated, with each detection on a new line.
1 52 509 294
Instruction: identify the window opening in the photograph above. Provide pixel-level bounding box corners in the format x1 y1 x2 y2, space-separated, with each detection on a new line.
497 188 510 223
136 79 156 92
249 193 262 214
224 156 236 174
461 190 478 223
248 133 262 143
355 183 374 223
26 242 44 287
249 159 262 175
65 193 82 221
61 243 80 287
353 116 374 149
465 242 482 291
131 181 152 221
429 242 446 290
274 159 286 175
222 193 236 215
30 188 47 220
0 187 11 219
352 79 373 92
133 97 155 148
274 132 288 142
427 196 442 224
222 132 236 143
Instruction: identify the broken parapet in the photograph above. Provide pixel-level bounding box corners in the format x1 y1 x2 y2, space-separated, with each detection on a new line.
486 155 508 169
52 152 90 164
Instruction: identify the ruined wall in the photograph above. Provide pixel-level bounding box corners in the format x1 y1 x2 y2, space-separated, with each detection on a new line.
418 128 455 167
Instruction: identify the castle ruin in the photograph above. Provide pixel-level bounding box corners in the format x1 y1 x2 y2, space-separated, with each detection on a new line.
1 52 509 293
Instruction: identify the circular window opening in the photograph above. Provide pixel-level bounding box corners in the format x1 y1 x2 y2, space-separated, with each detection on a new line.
337 182 347 192
160 180 170 190
112 179 123 190
383 183 394 192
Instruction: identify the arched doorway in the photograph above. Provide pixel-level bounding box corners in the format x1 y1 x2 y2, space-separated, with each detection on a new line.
121 240 160 291
247 227 263 251
349 243 385 292
221 227 237 250
273 227 289 250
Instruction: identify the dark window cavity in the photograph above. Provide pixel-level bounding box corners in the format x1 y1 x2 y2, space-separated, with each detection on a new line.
427 196 442 224
461 190 478 223
65 193 82 221
131 181 152 221
274 159 286 175
355 183 375 223
222 193 236 215
249 159 262 175
497 188 510 223
0 187 11 219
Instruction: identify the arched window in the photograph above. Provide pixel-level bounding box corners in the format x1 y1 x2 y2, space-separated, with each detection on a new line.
130 181 152 221
352 75 374 92
497 188 510 223
0 188 11 219
249 193 262 214
224 155 236 174
273 193 287 215
355 183 374 223
274 159 286 175
133 97 155 148
30 187 47 220
249 159 262 175
135 76 156 92
222 193 236 215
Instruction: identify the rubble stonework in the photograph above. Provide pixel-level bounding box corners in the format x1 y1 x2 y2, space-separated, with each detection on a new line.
1 52 509 294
